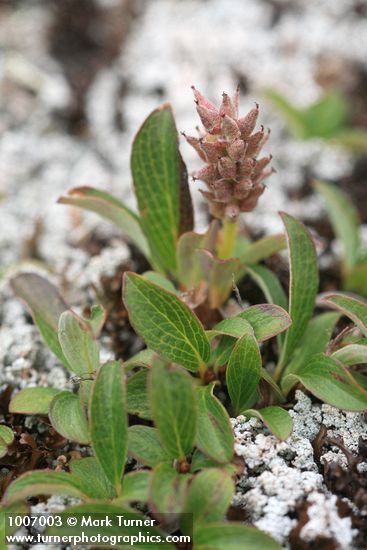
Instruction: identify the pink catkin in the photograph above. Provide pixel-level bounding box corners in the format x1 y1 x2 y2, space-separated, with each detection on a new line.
185 88 273 221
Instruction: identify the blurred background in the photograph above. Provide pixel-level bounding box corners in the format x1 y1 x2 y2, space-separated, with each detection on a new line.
0 0 367 406
1 0 367 271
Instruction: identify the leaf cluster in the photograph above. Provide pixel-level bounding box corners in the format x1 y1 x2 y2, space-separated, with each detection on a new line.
3 94 367 549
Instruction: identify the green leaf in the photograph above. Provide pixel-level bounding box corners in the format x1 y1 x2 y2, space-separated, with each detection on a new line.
3 471 91 505
345 262 367 297
190 450 237 475
320 292 367 337
131 104 182 273
0 426 14 458
183 468 234 528
301 91 348 139
332 344 367 365
340 334 367 346
226 334 262 415
267 90 348 142
208 317 254 339
244 406 293 440
278 212 318 367
0 503 28 550
211 336 237 368
127 368 151 420
315 180 360 271
58 310 99 376
10 273 69 367
69 457 115 500
245 265 288 349
47 503 176 550
58 186 149 258
196 383 234 464
79 379 93 410
9 387 61 415
128 426 170 467
123 273 210 372
265 89 350 145
149 463 190 520
150 361 197 459
194 523 281 550
142 271 177 293
246 264 288 311
0 426 14 446
281 312 339 394
49 391 90 444
260 369 285 403
84 304 106 337
120 470 150 503
284 353 367 411
238 233 286 267
236 304 291 342
212 303 291 366
89 361 127 492
352 372 367 392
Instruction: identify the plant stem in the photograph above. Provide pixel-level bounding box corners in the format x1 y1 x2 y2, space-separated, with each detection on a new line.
273 356 285 383
198 360 207 382
273 362 283 383
218 218 238 260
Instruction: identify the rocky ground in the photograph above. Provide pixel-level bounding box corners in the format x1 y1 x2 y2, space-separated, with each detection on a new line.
1 0 367 548
233 391 367 548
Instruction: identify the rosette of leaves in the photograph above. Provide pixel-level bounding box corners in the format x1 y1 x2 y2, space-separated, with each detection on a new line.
7 264 367 548
3 280 281 548
9 88 367 445
10 202 367 443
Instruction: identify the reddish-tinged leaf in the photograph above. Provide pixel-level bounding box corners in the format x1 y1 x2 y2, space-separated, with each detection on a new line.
131 104 182 273
58 186 149 257
123 273 210 372
149 361 197 459
320 292 367 336
226 334 262 415
284 353 367 411
89 361 127 492
244 406 293 440
10 273 69 367
278 213 318 367
196 383 234 464
197 249 239 308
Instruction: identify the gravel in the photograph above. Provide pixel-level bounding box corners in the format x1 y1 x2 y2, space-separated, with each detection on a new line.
232 391 367 548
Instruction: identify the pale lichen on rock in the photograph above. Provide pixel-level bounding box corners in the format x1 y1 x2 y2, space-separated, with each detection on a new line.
232 391 366 547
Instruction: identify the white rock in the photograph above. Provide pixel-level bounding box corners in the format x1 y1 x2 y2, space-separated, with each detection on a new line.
233 391 365 546
300 492 356 548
